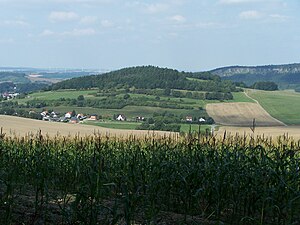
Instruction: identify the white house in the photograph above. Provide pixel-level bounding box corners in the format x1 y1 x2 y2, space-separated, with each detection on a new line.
65 112 72 118
116 114 126 121
186 116 193 122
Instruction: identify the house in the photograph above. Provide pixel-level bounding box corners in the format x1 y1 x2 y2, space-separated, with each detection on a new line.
199 118 206 122
70 117 79 124
136 116 145 122
186 116 193 122
65 112 72 118
77 113 87 120
51 111 59 118
41 110 49 117
116 114 126 121
89 114 98 120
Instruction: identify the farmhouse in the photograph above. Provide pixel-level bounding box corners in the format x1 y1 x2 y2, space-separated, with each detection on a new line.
77 113 87 120
116 114 126 121
186 116 193 122
65 112 72 118
89 114 98 120
41 110 49 117
136 116 145 121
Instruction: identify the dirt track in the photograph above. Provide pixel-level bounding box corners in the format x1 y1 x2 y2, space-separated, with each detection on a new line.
206 102 285 127
0 115 171 138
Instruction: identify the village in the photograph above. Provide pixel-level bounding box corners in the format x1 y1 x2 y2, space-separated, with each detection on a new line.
39 110 132 124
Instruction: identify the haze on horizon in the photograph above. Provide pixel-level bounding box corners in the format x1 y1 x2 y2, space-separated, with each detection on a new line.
0 0 299 72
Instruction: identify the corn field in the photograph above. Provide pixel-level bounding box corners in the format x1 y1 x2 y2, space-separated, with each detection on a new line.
0 130 300 224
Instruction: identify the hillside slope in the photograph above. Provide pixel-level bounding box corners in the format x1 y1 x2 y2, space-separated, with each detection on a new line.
206 102 284 127
211 63 300 89
51 65 237 93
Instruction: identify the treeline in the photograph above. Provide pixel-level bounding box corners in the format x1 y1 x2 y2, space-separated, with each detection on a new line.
0 72 30 83
0 81 49 94
136 112 214 132
51 66 238 93
251 81 278 91
24 95 194 110
0 101 41 119
130 88 233 100
234 81 279 91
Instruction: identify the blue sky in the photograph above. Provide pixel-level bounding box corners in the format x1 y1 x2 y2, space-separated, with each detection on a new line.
0 0 299 71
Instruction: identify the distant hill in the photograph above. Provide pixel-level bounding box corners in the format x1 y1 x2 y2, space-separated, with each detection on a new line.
0 72 30 83
51 65 237 93
211 63 300 89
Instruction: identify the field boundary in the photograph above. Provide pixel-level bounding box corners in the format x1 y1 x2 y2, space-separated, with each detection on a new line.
244 90 287 126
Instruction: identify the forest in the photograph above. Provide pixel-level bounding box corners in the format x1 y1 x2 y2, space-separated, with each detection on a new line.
51 66 238 93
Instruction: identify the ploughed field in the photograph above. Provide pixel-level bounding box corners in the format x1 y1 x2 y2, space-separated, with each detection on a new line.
206 102 285 127
0 132 299 224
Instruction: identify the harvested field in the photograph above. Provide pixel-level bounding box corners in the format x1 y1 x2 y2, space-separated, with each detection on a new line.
216 126 300 140
206 102 285 126
0 115 171 138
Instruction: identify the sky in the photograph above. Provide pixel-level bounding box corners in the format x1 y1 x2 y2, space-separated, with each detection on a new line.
0 0 299 71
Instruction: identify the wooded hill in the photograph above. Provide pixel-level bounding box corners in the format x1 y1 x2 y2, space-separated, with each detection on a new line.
211 63 300 89
51 66 238 93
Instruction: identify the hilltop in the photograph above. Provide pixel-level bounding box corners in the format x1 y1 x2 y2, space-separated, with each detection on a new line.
51 65 237 93
211 63 300 89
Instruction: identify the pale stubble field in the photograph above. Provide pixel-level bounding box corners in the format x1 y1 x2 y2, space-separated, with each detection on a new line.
0 115 170 138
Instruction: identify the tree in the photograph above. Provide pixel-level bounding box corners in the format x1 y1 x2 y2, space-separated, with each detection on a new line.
77 95 85 101
251 82 278 91
123 94 130 99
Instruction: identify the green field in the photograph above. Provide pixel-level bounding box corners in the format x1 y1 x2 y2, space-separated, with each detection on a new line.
247 89 300 125
28 89 98 100
84 120 141 130
230 92 255 103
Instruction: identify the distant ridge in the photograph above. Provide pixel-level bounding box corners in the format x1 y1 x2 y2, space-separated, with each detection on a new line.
210 63 300 89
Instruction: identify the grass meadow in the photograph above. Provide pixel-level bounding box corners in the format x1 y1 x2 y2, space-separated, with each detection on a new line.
247 89 300 125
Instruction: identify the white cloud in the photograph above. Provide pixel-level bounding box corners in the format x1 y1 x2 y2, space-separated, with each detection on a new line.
63 28 96 36
49 11 79 22
80 16 98 24
101 19 114 27
0 0 113 4
0 38 14 43
219 0 262 4
0 19 29 27
40 29 55 36
169 15 186 23
145 3 169 14
269 14 289 21
239 10 262 20
40 28 96 37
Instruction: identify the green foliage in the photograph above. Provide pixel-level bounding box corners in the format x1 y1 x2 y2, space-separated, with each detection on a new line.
0 134 299 224
77 95 85 101
251 81 278 91
137 112 181 132
0 72 30 83
51 66 238 93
